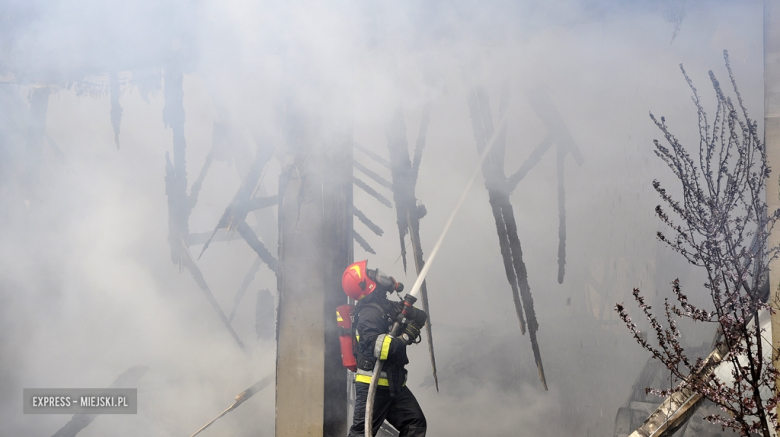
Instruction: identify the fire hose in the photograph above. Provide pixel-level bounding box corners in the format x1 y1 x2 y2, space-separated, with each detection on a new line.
365 116 508 437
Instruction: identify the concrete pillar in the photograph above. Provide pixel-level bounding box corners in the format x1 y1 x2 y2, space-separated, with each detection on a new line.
275 111 352 437
765 0 780 422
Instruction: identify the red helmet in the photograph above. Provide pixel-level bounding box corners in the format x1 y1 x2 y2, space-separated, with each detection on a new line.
342 260 377 300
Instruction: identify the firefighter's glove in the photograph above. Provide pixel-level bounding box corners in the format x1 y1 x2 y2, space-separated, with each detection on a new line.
401 321 422 345
406 306 427 327
401 307 427 345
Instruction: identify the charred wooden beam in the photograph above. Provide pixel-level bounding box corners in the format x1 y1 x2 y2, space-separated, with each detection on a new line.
190 374 274 437
180 240 247 352
354 159 393 190
236 220 278 273
473 83 527 334
385 109 414 272
165 152 187 266
411 103 431 184
499 199 544 387
244 130 280 268
51 366 148 437
163 67 190 267
385 106 439 390
354 142 392 170
522 87 583 284
506 135 553 190
556 146 566 284
352 206 383 236
198 143 274 260
526 87 584 165
353 176 392 207
466 84 547 389
353 230 376 254
506 87 583 192
406 210 438 391
247 195 278 211
188 153 213 211
488 192 526 335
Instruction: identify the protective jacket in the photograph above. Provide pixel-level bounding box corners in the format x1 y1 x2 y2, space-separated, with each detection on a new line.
348 291 427 437
352 293 409 391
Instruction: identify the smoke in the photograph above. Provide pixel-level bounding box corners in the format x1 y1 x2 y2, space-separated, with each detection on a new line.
0 0 764 436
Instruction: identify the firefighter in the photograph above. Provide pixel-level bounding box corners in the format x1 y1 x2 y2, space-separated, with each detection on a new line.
342 260 428 437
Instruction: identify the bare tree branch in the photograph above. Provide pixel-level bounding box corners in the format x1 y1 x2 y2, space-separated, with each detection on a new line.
616 51 780 437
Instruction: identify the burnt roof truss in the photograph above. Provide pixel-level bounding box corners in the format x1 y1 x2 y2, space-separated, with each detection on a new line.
383 103 439 391
466 82 582 390
163 68 280 354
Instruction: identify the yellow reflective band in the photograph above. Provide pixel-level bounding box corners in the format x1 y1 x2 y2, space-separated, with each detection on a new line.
380 336 392 361
355 374 389 386
336 311 343 322
354 374 406 387
349 265 362 278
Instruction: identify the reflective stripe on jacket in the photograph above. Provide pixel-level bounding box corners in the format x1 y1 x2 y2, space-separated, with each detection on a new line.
354 368 407 387
374 334 392 360
352 294 409 390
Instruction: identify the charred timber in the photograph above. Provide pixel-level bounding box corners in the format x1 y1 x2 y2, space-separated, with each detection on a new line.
163 67 190 267
488 191 527 335
247 195 278 211
354 142 392 170
353 230 376 255
406 210 439 391
384 109 414 272
236 220 278 273
198 144 274 260
384 106 438 390
165 152 189 266
411 103 431 183
353 177 392 208
354 160 393 191
524 87 584 284
556 147 566 284
352 206 384 237
466 84 547 389
188 152 213 211
180 239 247 352
190 374 274 437
506 135 553 190
526 87 584 166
